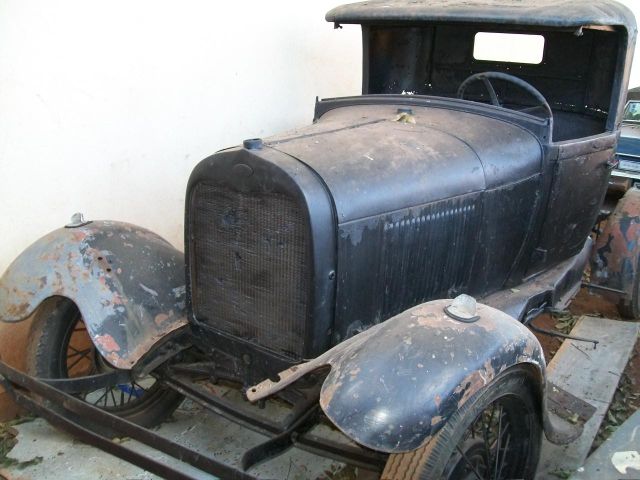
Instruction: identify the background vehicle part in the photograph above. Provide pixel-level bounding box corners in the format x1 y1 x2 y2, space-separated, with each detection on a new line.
590 187 640 318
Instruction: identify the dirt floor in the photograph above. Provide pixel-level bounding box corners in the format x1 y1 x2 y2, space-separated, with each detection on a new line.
532 287 640 452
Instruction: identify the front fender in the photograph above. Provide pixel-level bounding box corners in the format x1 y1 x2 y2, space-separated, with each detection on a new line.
248 299 545 453
0 220 187 369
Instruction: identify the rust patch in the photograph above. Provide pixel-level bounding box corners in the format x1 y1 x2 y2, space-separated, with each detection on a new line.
456 370 484 407
3 302 31 319
482 358 496 383
455 359 499 409
105 351 122 366
71 230 88 242
111 293 126 306
0 220 189 371
94 334 121 353
591 188 640 302
320 381 343 406
247 350 335 402
154 313 169 326
120 317 188 369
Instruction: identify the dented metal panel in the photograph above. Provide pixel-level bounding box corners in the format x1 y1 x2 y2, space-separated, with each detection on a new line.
0 221 187 369
247 299 545 453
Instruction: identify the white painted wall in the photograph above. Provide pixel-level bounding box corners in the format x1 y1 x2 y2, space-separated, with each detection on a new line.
0 1 362 273
612 0 640 86
1 0 640 274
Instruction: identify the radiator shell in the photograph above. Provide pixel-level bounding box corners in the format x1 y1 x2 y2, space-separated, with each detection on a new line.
185 147 336 365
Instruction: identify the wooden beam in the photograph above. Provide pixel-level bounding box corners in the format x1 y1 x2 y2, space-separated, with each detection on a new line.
536 316 639 478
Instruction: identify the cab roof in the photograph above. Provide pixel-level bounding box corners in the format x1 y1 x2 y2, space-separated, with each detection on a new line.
326 0 637 33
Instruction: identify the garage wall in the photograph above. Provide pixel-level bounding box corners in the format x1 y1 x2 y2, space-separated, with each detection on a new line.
620 0 640 86
1 1 640 274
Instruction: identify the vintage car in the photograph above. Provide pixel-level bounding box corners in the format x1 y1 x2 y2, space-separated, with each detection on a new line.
610 96 640 190
0 1 638 479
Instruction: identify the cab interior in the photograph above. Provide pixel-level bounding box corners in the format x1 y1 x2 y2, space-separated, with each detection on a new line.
363 24 624 142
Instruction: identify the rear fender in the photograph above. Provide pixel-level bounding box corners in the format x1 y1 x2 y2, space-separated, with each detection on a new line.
248 299 545 453
591 187 640 306
0 220 187 369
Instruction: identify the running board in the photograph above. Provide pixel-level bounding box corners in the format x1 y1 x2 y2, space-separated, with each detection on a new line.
483 237 591 322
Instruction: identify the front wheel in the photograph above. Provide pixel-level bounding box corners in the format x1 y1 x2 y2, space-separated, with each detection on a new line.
382 367 542 480
27 297 183 427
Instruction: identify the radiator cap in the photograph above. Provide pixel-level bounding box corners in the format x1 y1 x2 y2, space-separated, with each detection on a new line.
243 138 263 150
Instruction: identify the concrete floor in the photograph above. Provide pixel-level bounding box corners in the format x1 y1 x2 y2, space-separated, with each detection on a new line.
572 410 640 479
1 399 361 480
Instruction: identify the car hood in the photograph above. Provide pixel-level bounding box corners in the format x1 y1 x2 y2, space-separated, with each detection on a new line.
266 103 542 223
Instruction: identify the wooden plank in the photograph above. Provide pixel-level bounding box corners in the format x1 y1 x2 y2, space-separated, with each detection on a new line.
571 410 640 479
536 316 639 479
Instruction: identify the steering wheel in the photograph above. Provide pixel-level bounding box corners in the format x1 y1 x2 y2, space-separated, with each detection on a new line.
457 71 553 119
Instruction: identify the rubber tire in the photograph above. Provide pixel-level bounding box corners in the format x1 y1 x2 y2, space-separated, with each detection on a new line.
381 367 542 480
27 297 184 428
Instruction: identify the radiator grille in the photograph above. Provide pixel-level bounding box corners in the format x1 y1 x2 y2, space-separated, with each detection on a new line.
190 183 309 359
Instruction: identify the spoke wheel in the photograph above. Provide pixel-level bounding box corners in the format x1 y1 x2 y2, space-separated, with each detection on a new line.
442 397 529 480
61 312 161 412
382 367 542 480
28 297 183 427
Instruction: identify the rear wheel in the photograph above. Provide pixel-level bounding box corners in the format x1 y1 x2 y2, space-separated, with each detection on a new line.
382 367 542 480
28 297 183 427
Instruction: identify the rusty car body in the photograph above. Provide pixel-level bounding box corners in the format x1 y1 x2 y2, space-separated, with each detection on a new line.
0 1 637 479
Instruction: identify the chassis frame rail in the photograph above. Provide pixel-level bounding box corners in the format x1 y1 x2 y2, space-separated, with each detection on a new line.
0 360 259 480
161 364 388 472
